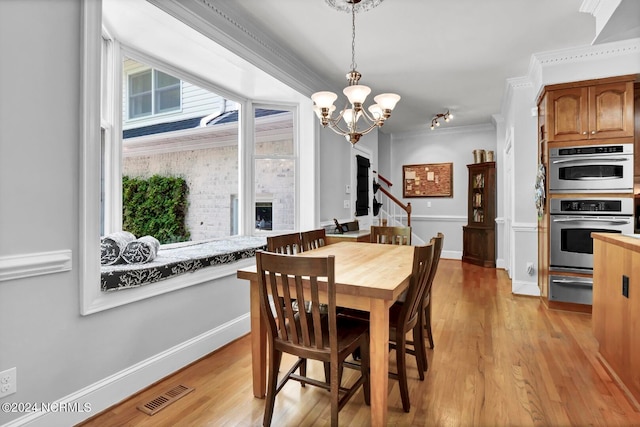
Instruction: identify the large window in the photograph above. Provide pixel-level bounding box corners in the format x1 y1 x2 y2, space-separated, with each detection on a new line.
82 0 314 314
103 54 243 242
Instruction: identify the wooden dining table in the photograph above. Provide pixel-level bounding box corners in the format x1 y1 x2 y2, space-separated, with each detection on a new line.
237 241 415 426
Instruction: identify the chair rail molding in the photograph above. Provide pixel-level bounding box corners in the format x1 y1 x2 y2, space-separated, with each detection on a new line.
0 250 72 282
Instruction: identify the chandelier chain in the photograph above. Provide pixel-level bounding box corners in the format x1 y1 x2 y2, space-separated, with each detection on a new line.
350 3 357 71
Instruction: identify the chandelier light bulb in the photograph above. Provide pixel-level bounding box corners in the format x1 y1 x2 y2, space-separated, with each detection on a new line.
342 108 363 128
373 93 401 111
368 104 383 120
343 84 371 105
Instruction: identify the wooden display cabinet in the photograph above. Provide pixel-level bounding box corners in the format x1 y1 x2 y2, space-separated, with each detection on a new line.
462 162 496 268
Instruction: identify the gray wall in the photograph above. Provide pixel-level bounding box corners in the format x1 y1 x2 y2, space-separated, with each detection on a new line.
0 2 248 424
379 125 497 257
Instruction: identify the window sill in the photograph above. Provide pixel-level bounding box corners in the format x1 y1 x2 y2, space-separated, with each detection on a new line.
82 236 265 315
101 236 266 292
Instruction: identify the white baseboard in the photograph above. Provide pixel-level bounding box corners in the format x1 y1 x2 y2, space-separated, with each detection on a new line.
442 250 462 260
3 313 250 427
512 280 540 296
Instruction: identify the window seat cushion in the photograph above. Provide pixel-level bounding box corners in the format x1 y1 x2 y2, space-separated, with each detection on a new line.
101 236 267 292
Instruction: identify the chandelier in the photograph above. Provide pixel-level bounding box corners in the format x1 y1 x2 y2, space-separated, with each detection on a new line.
430 110 453 130
311 0 400 145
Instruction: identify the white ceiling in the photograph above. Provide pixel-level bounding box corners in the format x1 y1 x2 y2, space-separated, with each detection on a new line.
106 0 639 134
222 0 597 133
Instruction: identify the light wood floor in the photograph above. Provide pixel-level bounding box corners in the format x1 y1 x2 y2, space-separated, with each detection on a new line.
78 260 640 426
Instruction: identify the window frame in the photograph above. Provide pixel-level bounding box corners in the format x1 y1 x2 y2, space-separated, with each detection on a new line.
252 103 299 235
81 4 306 315
126 67 182 120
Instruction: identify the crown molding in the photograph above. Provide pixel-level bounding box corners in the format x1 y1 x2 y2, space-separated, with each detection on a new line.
147 0 334 97
531 37 639 69
528 37 640 93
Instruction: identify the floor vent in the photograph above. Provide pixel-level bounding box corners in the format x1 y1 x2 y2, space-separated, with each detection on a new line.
137 384 195 416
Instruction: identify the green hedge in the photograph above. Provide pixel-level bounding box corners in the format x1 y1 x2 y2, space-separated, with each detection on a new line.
122 175 190 244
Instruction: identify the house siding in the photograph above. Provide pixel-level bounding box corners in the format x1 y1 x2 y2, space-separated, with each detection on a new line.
121 57 230 130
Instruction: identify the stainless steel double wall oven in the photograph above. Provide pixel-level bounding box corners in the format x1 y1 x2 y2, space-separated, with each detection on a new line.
548 143 634 305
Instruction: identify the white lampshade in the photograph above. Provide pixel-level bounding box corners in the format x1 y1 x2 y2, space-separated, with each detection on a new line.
311 91 338 109
314 104 336 119
343 85 371 105
342 108 362 126
368 104 383 120
373 93 401 110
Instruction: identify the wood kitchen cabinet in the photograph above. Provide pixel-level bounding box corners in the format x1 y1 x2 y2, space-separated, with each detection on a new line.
462 162 496 268
536 74 637 312
592 233 640 406
543 75 634 142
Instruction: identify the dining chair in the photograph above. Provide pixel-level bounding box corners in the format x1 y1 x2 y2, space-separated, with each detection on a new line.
423 232 444 350
370 225 412 245
400 233 444 377
266 232 303 254
300 228 327 251
256 251 370 427
342 242 434 412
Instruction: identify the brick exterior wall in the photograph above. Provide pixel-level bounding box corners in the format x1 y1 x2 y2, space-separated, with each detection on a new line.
123 138 294 241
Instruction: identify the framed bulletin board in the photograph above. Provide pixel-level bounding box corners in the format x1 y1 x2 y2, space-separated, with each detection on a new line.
403 163 453 197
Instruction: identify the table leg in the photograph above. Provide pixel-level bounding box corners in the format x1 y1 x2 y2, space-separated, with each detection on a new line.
250 279 266 398
369 298 389 426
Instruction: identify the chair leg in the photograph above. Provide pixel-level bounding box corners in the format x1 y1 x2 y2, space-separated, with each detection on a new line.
415 300 428 372
412 324 426 380
425 299 434 349
361 338 371 406
323 362 330 384
263 349 282 427
300 358 307 387
396 334 411 413
330 358 340 426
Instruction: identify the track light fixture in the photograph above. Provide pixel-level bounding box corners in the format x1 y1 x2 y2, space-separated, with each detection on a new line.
430 110 453 130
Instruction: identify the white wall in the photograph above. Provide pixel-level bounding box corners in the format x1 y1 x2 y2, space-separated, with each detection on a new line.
319 129 378 227
380 124 497 258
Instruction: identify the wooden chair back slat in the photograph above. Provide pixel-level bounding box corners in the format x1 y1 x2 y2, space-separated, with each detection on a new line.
257 251 335 351
301 228 327 251
370 226 412 245
267 232 303 254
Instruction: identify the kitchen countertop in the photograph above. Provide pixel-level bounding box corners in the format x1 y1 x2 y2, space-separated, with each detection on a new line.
591 232 640 253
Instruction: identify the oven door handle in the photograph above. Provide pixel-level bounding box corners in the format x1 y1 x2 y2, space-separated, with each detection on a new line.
551 217 632 225
551 157 629 164
551 278 593 287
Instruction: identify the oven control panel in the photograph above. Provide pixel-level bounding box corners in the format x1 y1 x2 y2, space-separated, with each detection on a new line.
551 143 633 157
550 198 634 215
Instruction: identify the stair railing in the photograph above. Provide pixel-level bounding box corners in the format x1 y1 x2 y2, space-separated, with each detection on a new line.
373 172 411 227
